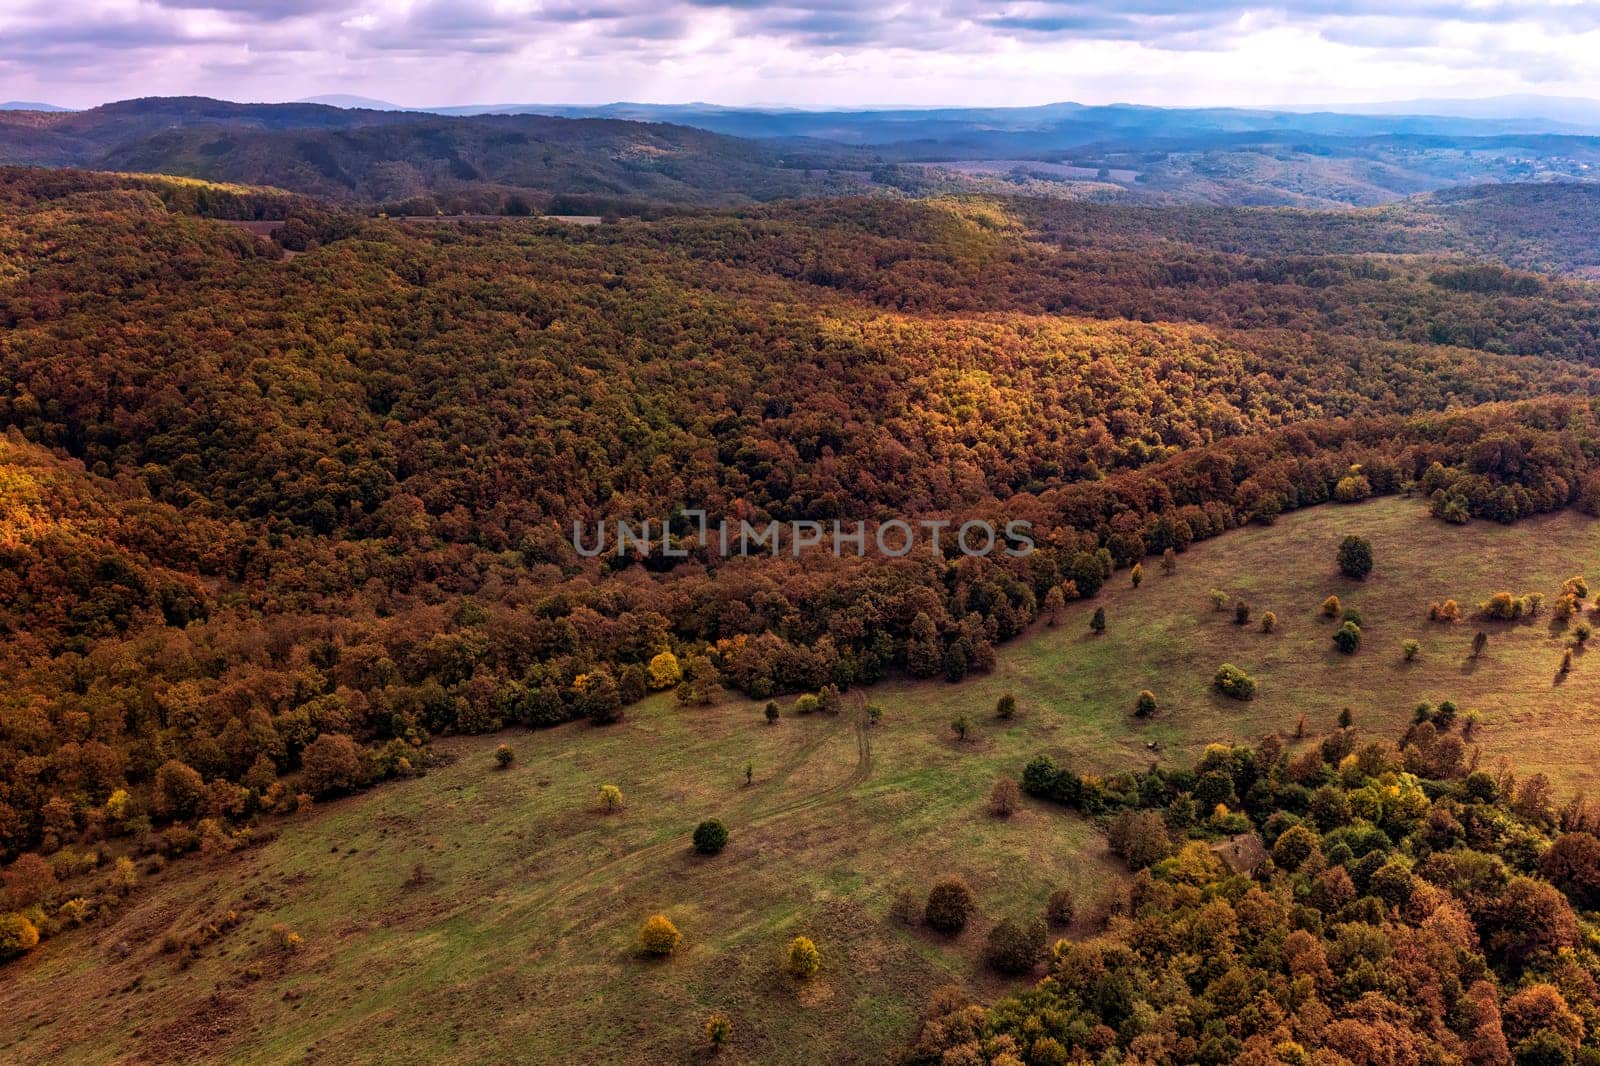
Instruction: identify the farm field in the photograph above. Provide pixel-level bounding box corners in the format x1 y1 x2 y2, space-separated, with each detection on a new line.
5 494 1600 1064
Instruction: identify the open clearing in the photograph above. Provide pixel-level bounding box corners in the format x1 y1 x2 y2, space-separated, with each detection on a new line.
6 496 1600 1064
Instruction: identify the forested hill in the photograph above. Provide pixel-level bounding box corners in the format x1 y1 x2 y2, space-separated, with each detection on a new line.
9 96 1600 214
0 97 876 211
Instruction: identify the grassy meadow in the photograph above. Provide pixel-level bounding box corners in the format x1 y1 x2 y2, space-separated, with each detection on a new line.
6 495 1600 1063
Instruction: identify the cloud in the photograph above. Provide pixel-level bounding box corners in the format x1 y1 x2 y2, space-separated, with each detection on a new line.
2 0 1600 108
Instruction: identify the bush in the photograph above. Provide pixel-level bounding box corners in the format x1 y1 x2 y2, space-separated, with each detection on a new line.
1429 598 1462 622
951 715 971 741
1044 887 1075 927
1402 638 1421 661
301 734 364 797
983 915 1048 975
1089 607 1106 634
1210 588 1229 611
1134 690 1157 718
764 701 779 724
0 913 40 961
1337 535 1373 580
494 744 514 769
995 693 1016 719
693 818 729 855
787 935 820 978
639 913 681 956
794 694 821 715
989 776 1021 817
1322 595 1342 618
1213 663 1257 700
598 784 624 813
925 877 977 934
1333 620 1362 655
1260 611 1278 633
1234 602 1251 626
1473 631 1489 658
704 1013 732 1050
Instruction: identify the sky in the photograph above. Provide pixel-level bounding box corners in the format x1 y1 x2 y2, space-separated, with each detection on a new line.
5 1 1600 110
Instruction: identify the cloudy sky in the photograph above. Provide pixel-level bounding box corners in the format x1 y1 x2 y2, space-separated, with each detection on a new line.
4 1 1600 109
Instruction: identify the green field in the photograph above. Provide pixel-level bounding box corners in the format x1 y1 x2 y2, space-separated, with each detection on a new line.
7 495 1600 1064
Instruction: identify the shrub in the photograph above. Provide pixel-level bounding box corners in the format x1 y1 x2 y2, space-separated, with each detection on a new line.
1089 607 1106 634
865 703 882 726
1561 648 1574 674
1234 602 1251 626
1333 620 1362 654
794 694 821 715
1134 690 1157 718
693 818 729 855
925 877 977 934
995 693 1016 719
1210 588 1229 611
984 915 1047 975
639 914 681 956
1579 622 1594 645
0 913 41 960
704 1013 732 1050
1044 887 1075 927
1337 535 1373 580
598 784 624 813
1130 563 1143 588
1162 548 1177 574
1322 595 1341 618
1260 611 1278 633
787 935 820 978
989 776 1021 817
1213 663 1257 700
764 701 779 724
818 684 842 715
301 734 364 797
1402 638 1421 661
1473 631 1489 658
950 715 971 742
1429 598 1462 622
494 744 514 769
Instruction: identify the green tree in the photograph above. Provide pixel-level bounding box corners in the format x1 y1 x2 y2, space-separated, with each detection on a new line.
1337 535 1373 580
693 818 729 854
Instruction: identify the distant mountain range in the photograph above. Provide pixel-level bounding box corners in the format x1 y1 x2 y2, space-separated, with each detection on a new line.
5 94 1600 211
